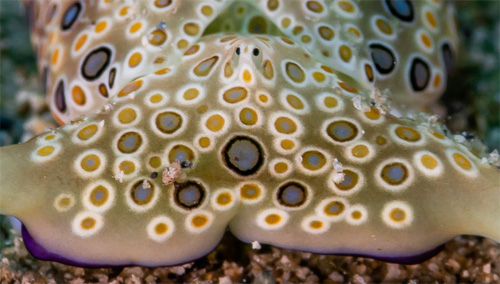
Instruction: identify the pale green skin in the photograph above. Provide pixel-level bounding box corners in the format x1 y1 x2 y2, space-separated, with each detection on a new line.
0 34 498 267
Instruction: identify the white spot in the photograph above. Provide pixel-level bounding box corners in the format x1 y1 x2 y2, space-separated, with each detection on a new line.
252 241 261 250
53 193 75 212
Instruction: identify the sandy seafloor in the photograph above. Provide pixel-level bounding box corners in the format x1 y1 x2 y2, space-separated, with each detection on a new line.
0 1 499 283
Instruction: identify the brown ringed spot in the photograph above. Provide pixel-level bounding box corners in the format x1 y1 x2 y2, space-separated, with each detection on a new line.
77 124 98 141
274 116 298 134
285 61 305 83
168 144 195 165
240 183 262 201
119 160 136 175
155 111 183 134
394 125 421 143
335 170 359 191
154 0 172 8
324 200 345 217
239 107 258 126
285 94 304 110
223 87 248 104
380 162 409 186
174 181 205 210
184 44 200 56
326 120 359 143
318 26 334 40
130 180 155 206
148 29 167 46
262 60 274 80
205 114 226 132
80 154 101 172
301 150 327 171
183 22 200 36
193 56 219 77
117 131 143 154
117 79 143 97
339 45 352 63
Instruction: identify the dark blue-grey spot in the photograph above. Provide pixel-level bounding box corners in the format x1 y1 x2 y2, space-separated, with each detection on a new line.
174 181 205 209
81 46 112 81
410 57 430 91
385 0 414 22
61 2 82 30
223 136 264 176
370 43 396 75
277 182 307 207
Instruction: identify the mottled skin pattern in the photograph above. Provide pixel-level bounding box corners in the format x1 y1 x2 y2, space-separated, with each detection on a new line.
0 0 497 267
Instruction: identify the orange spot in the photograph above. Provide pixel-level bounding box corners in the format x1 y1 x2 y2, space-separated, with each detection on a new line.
74 34 88 51
95 21 107 33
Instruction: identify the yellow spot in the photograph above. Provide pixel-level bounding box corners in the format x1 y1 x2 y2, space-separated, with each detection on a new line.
58 197 73 209
45 134 55 141
77 124 98 140
37 146 55 156
281 37 294 45
364 64 374 82
129 22 142 34
239 108 258 126
338 81 358 93
199 137 211 148
118 108 137 124
433 74 441 88
150 93 163 103
274 162 288 174
193 56 219 77
292 26 303 35
268 0 279 11
312 72 325 83
395 126 421 142
224 62 233 78
421 154 438 169
421 33 432 48
119 6 130 16
95 21 107 33
265 214 281 225
339 45 352 62
117 80 143 97
192 215 208 228
324 96 338 108
223 87 248 104
128 52 142 68
262 60 274 80
177 39 188 49
184 22 200 36
81 154 101 172
148 29 167 46
51 48 60 66
149 157 161 168
376 136 387 145
258 94 269 103
72 86 86 105
281 18 291 28
310 220 323 229
301 35 311 43
321 65 334 73
425 11 438 29
183 88 199 101
301 150 326 171
364 107 380 120
318 26 334 40
338 0 354 12
241 184 261 200
376 18 393 35
154 68 171 75
286 94 304 110
352 145 369 158
348 27 361 38
280 139 295 150
81 217 96 229
206 114 225 132
216 193 232 206
431 130 445 140
155 223 168 234
201 5 213 16
453 153 472 170
74 34 87 51
243 70 252 83
118 160 135 175
390 208 406 222
275 117 297 134
351 210 362 220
